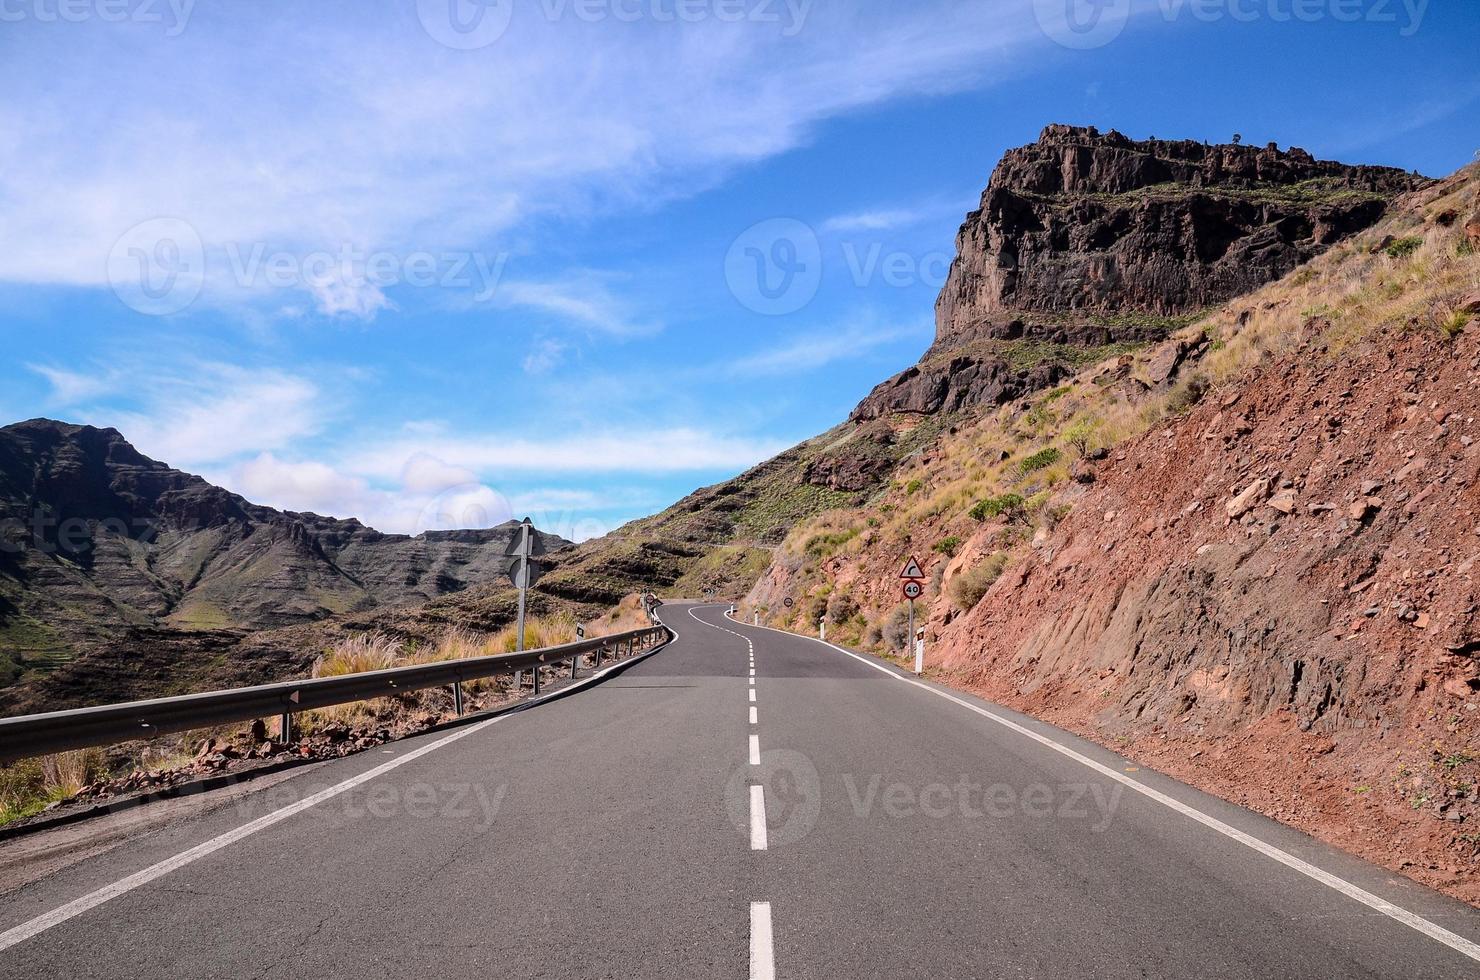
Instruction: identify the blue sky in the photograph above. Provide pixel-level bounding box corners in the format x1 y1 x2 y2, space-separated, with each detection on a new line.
1 0 1476 541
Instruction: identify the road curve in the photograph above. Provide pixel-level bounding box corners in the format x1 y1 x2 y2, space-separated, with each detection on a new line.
0 601 1476 978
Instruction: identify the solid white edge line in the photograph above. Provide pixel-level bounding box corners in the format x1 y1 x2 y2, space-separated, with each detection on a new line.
1 627 678 955
0 715 502 953
750 784 768 851
749 734 761 766
750 901 776 980
722 609 1480 965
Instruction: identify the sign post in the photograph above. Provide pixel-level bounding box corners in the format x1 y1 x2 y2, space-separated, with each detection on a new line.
900 556 926 675
508 518 546 690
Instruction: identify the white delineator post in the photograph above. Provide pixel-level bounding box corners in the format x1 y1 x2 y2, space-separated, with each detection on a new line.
914 623 925 675
820 620 826 641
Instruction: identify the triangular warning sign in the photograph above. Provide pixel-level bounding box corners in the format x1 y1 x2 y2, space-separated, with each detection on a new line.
900 556 925 580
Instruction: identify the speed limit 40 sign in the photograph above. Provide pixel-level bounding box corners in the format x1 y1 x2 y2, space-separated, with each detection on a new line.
902 580 923 600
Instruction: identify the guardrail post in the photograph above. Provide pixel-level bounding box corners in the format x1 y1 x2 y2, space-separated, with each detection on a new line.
595 643 604 668
453 681 464 716
279 710 293 745
533 661 542 696
570 652 579 679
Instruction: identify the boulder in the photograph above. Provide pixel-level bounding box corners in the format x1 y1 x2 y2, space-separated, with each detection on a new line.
1226 479 1271 519
1267 488 1298 514
1145 340 1189 386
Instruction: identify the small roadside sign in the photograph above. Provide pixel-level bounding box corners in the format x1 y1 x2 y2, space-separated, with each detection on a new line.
576 624 586 640
783 597 794 608
899 556 925 581
902 580 923 600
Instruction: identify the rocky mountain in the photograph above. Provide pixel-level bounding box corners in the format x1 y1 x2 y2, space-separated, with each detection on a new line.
854 125 1427 422
743 158 1480 902
0 419 568 692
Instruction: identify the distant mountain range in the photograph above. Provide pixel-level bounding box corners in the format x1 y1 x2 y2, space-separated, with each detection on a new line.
0 419 568 701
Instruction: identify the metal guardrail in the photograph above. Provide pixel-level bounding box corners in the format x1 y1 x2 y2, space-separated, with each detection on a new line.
0 625 671 765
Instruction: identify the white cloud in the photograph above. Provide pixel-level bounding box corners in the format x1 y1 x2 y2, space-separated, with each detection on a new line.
345 428 789 480
821 208 930 234
522 338 571 375
729 318 932 377
496 278 658 337
86 364 325 468
27 364 120 404
216 452 661 542
0 2 1038 316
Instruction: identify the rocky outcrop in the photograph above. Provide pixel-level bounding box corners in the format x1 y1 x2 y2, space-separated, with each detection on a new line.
850 126 1428 422
936 124 1429 342
851 354 1068 421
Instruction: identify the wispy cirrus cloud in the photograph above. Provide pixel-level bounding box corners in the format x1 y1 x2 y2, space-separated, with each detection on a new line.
728 316 932 377
821 208 932 234
0 1 1038 317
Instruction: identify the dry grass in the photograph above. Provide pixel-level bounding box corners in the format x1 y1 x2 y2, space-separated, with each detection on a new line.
313 632 404 678
303 598 652 729
0 748 106 825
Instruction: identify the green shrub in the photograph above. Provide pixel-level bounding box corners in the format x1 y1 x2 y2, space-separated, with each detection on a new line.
970 493 1025 521
1019 448 1062 474
933 536 961 557
905 479 923 496
1441 309 1473 338
949 552 1009 610
1385 236 1423 259
1166 372 1210 414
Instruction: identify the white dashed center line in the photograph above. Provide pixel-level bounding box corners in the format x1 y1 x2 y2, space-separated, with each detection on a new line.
749 734 761 766
750 901 776 980
750 784 768 851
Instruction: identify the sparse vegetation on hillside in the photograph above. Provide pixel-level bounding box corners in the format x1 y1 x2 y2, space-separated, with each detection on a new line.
755 164 1480 666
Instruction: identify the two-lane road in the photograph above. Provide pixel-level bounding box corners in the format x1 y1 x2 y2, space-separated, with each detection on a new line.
1 601 1477 978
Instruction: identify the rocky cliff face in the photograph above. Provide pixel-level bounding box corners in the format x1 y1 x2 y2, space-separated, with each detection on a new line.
0 419 568 691
855 125 1429 421
745 161 1480 903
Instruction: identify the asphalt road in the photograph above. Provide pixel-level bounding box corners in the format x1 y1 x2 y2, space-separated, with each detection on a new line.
1 601 1478 978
